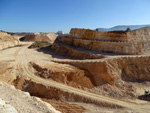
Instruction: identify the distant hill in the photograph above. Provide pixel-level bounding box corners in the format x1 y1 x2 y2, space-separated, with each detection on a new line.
96 25 150 32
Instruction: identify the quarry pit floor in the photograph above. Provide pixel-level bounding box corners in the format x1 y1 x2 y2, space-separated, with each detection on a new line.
1 42 150 113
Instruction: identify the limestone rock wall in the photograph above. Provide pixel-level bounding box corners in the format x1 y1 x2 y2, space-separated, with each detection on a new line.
0 31 19 50
70 27 150 42
51 43 104 59
127 27 150 42
55 56 150 86
59 27 150 55
60 37 143 54
70 28 128 41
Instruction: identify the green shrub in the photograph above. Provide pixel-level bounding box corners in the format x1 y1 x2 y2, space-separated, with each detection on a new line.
126 27 131 31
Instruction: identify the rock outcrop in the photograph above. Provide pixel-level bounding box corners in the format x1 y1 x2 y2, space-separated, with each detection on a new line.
70 27 150 42
54 56 150 86
70 28 128 41
59 36 138 55
0 31 19 50
54 27 150 55
51 43 104 59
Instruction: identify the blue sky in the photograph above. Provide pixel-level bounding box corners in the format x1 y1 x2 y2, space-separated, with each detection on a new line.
0 0 150 33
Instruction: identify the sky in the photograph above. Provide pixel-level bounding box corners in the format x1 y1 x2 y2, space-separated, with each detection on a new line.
0 0 150 33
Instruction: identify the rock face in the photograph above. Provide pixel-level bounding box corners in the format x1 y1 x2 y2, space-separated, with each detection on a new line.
0 31 19 50
59 36 138 55
20 33 57 43
55 56 150 86
0 81 61 113
56 27 150 55
70 29 128 41
70 27 150 42
30 61 96 88
51 43 104 59
51 27 150 93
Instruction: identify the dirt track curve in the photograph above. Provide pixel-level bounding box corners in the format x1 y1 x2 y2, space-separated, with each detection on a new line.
11 43 150 113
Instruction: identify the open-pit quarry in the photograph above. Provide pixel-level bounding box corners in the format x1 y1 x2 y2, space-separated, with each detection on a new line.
1 28 150 113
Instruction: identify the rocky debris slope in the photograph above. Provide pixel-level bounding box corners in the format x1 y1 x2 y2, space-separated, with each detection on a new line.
0 81 61 113
20 33 57 43
0 31 19 50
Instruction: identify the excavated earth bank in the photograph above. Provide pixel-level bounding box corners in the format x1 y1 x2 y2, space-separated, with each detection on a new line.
20 33 57 43
22 80 122 109
54 56 150 85
51 43 104 59
52 56 150 98
27 55 148 98
0 31 19 50
29 61 96 89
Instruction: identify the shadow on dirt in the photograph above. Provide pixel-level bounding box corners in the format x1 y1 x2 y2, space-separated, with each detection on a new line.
1 44 27 51
138 95 150 101
36 46 68 59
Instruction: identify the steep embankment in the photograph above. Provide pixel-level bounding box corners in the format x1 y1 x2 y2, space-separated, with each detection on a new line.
63 28 150 55
29 61 96 89
0 31 19 49
55 56 150 85
52 56 150 98
51 43 104 59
